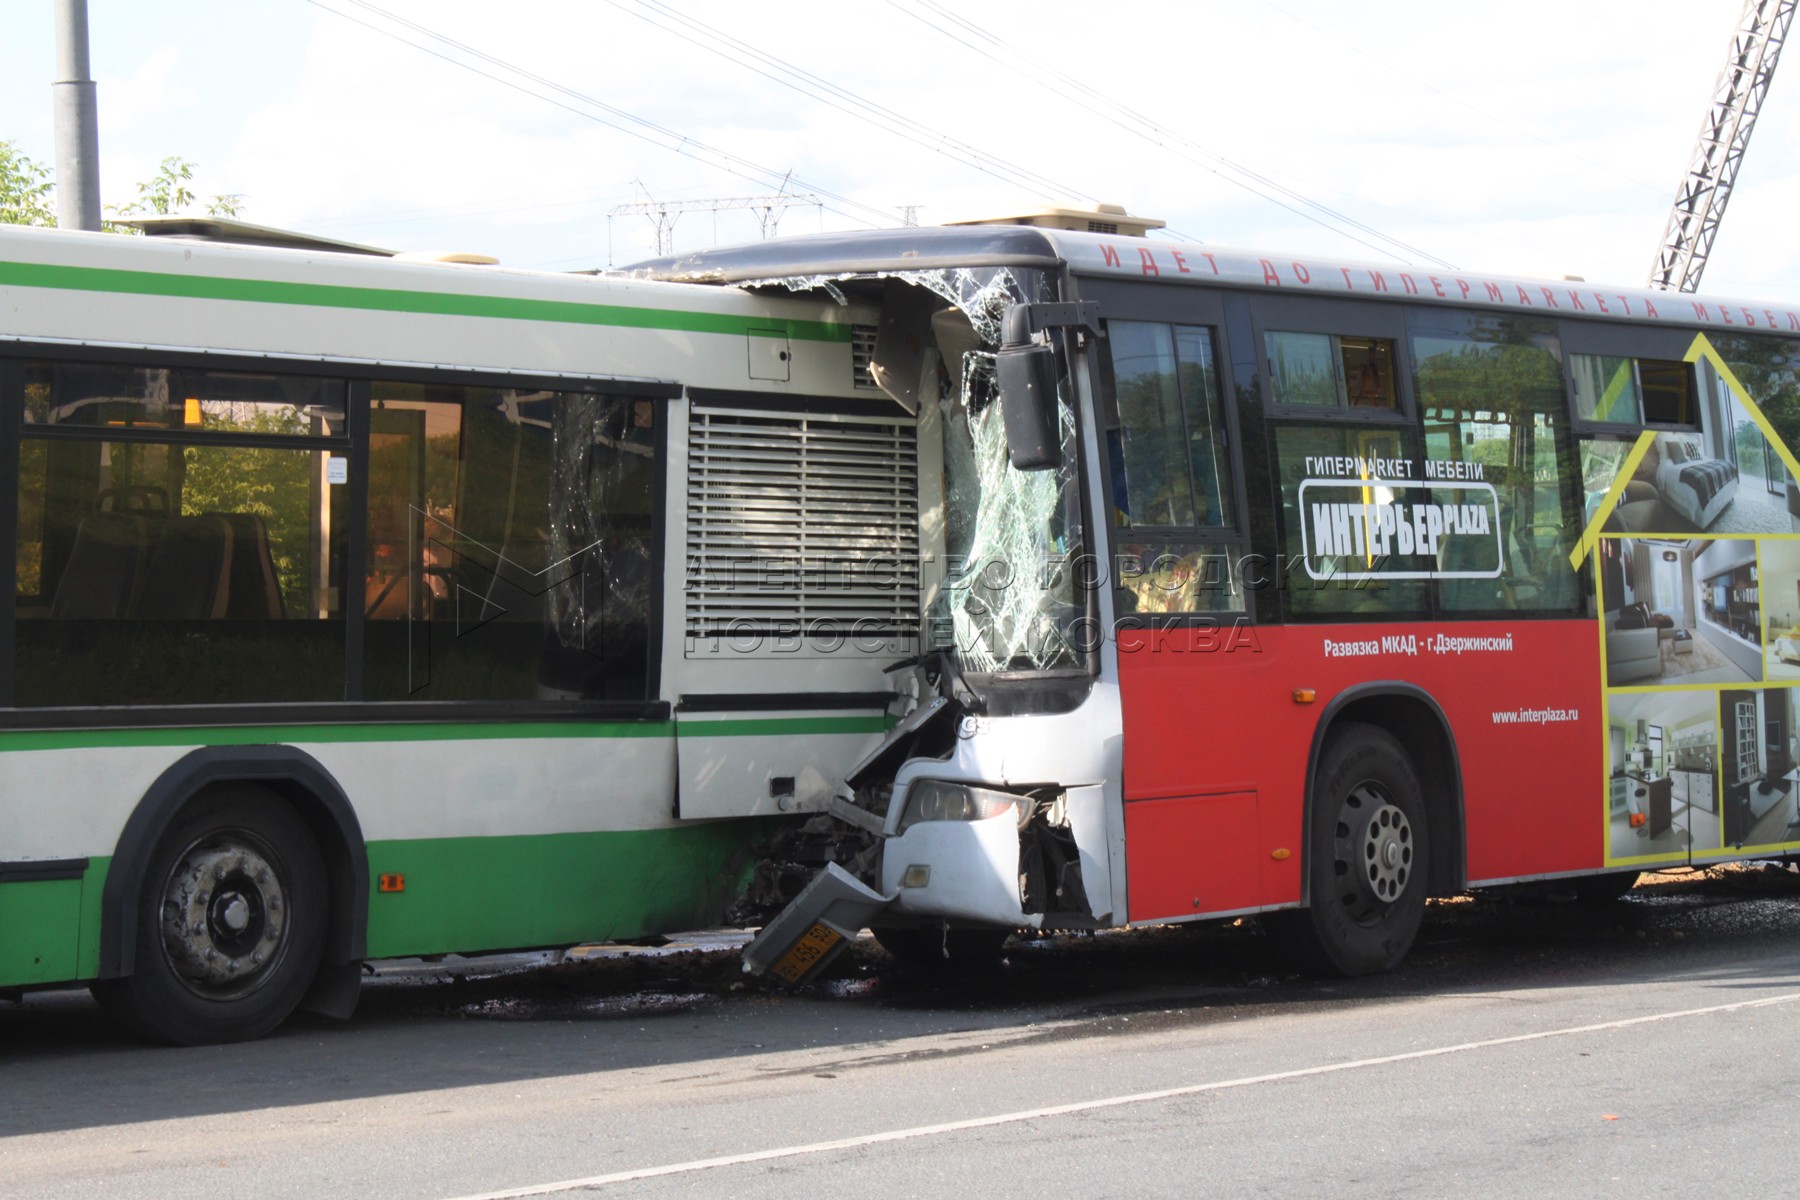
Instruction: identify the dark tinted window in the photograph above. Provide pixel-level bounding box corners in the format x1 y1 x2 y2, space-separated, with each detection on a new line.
363 384 657 701
25 363 344 434
1107 321 1233 529
16 364 349 705
1271 423 1429 618
1105 321 1243 614
1266 331 1400 411
1569 353 1695 426
1412 314 1578 614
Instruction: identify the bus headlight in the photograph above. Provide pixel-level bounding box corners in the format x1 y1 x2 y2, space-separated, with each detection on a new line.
898 781 1019 833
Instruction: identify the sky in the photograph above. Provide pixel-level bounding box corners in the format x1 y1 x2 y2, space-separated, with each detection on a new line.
4 1 1800 304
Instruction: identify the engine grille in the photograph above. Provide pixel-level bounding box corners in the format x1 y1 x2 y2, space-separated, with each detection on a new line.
685 406 920 642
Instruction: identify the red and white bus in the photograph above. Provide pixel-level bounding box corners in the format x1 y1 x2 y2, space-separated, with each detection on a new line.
630 206 1800 980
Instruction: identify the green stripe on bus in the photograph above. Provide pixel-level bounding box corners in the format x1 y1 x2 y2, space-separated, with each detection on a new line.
0 259 855 343
363 825 757 959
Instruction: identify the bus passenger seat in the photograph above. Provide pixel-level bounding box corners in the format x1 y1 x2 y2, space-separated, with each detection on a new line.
135 515 235 620
222 513 286 619
51 513 153 619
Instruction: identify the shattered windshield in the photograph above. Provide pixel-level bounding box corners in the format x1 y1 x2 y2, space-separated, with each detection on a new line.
909 269 1086 674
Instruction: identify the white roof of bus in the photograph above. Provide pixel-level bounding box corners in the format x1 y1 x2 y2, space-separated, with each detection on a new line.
1049 232 1800 338
629 223 1800 340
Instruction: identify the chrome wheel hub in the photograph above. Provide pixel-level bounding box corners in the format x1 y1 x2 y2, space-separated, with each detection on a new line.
1331 781 1415 923
159 841 287 995
1359 802 1413 903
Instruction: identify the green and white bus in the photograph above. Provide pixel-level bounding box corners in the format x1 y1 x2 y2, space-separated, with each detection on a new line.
0 219 916 1043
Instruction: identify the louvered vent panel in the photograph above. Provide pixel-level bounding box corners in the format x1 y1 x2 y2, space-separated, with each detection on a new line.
851 324 879 389
686 407 920 640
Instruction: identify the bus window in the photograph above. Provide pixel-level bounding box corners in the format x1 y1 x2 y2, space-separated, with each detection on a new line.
1104 320 1243 614
1266 331 1399 411
1570 354 1695 426
1271 423 1429 618
25 362 345 435
1412 313 1579 614
1112 541 1244 614
362 383 658 702
1570 355 1641 424
1712 332 1800 454
15 361 349 706
1106 321 1233 529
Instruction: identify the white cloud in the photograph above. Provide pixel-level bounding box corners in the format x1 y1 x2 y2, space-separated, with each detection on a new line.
98 46 192 139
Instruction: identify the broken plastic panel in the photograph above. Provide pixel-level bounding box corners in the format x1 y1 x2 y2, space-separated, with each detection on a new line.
742 862 893 983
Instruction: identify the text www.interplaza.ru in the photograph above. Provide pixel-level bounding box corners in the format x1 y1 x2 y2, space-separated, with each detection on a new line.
1491 707 1579 724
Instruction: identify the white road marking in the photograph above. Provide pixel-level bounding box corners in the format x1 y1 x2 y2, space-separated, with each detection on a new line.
441 989 1800 1199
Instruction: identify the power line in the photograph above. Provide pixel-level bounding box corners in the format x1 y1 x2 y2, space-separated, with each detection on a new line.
315 0 1449 267
1257 1 1669 199
608 0 1113 215
897 0 1450 265
890 0 1456 268
307 0 901 234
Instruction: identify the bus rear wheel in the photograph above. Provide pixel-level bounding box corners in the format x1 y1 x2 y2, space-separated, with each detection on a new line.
1270 722 1428 977
93 788 326 1045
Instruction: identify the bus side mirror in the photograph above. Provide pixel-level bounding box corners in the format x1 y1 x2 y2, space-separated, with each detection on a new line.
996 341 1061 472
995 301 1098 472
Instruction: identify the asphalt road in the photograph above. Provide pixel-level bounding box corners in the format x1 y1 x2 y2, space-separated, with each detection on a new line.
3 867 1799 1199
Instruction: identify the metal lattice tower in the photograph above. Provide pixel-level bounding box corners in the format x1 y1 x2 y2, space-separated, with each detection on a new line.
609 191 823 256
1649 0 1797 292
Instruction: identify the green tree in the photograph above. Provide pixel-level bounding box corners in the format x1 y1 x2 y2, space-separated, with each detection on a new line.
0 143 243 229
0 140 55 226
107 155 244 225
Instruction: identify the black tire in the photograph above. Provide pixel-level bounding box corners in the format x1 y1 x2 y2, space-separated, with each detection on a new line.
92 788 327 1045
872 924 1009 968
1268 722 1428 977
1571 871 1640 903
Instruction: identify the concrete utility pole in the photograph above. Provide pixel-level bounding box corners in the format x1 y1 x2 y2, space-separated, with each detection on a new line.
53 0 103 231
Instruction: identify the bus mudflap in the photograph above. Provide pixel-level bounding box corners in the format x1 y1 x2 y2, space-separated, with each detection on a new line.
743 863 893 985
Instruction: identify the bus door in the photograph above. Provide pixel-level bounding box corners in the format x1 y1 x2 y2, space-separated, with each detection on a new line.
1081 282 1271 919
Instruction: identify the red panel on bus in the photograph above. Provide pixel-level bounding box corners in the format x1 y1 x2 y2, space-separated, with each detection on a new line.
1116 619 1601 918
1122 791 1260 922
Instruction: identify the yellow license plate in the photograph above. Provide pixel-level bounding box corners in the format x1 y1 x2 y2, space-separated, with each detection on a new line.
769 922 843 984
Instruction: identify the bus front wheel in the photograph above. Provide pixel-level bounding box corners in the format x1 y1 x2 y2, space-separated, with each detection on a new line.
93 788 327 1045
1270 722 1429 977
